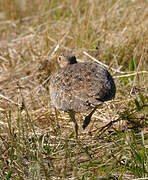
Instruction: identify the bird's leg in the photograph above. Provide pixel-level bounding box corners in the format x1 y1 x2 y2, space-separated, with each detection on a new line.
68 111 78 138
82 107 97 130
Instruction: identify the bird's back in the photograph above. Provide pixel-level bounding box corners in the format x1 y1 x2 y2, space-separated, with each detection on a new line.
50 61 116 112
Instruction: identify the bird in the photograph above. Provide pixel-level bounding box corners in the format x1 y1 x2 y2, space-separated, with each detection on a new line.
50 54 116 138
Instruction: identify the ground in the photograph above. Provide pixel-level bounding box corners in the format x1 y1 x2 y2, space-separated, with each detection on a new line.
0 0 148 179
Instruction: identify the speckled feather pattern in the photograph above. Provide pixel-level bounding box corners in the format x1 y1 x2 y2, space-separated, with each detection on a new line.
50 61 116 112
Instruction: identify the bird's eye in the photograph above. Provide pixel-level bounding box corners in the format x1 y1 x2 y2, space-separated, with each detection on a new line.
58 56 62 61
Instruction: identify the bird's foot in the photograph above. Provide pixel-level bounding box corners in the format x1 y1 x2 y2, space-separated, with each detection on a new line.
82 115 91 130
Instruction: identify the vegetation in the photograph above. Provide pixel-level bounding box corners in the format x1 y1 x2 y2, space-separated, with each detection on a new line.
0 0 148 179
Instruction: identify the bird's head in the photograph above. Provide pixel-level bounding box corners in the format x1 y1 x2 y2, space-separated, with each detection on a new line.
58 54 77 68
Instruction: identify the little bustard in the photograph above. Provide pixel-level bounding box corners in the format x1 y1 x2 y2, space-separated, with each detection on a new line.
50 54 116 137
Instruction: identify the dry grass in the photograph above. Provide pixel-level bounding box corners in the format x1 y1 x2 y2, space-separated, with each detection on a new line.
0 0 148 179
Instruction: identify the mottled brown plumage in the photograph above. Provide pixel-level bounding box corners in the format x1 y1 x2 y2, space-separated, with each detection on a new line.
50 54 116 137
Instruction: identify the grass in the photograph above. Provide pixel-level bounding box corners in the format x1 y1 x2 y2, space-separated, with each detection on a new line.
0 0 148 179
